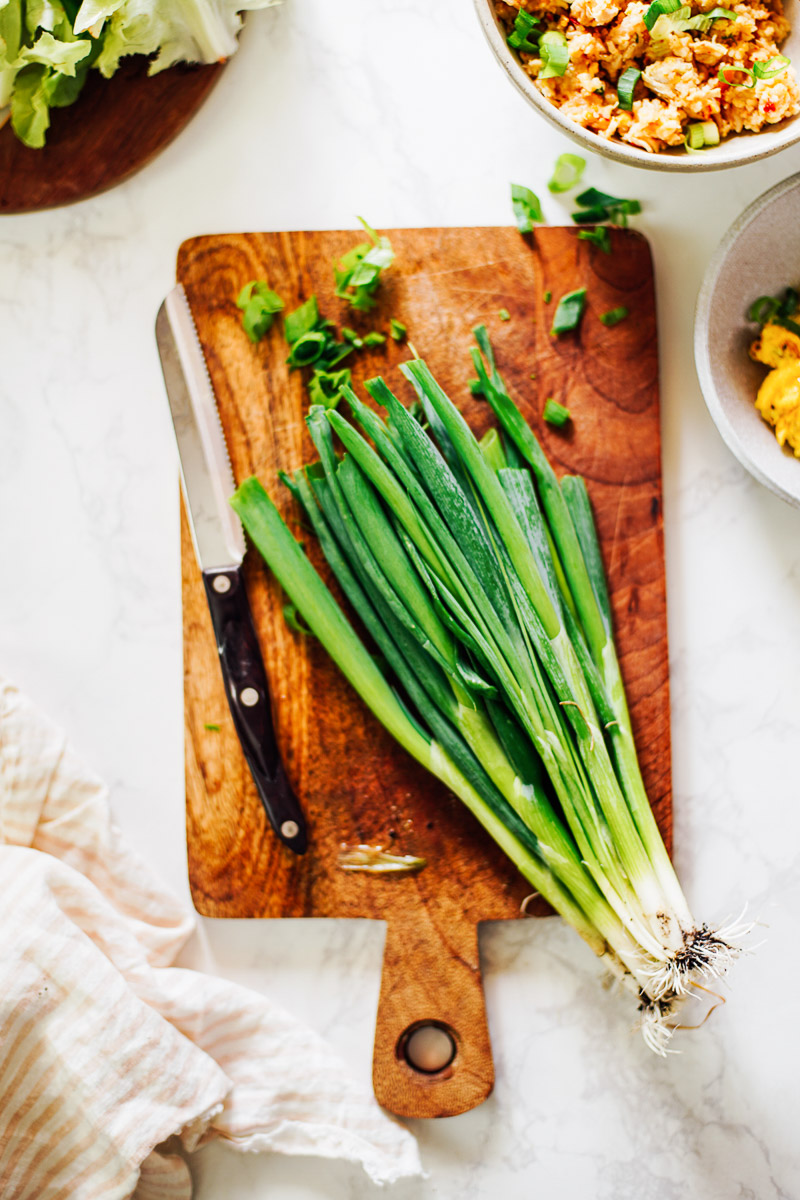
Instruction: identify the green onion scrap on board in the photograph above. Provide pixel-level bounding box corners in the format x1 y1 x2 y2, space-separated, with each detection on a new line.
237 281 284 344
578 227 611 254
231 328 748 1053
551 288 587 335
600 306 630 327
543 398 571 427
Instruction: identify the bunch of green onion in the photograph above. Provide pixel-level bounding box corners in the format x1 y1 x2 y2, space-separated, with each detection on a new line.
231 328 745 1053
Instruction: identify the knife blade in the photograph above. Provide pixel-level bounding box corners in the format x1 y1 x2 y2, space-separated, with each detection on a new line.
156 284 307 855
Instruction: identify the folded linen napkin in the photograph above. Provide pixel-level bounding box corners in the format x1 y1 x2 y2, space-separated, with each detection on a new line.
0 677 422 1198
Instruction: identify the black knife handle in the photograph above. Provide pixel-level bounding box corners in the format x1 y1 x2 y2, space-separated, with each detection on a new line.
202 566 307 854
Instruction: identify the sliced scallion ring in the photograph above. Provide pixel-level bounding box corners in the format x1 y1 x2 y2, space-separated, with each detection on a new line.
686 122 706 150
701 120 720 145
539 30 569 79
617 67 641 111
643 0 682 33
719 65 756 88
508 9 542 53
547 153 586 193
753 55 791 80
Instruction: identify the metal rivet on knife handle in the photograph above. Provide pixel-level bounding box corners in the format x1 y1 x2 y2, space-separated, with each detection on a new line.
212 575 231 593
281 820 300 840
240 687 259 707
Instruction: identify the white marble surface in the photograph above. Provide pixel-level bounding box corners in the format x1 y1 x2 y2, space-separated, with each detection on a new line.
1 1 799 1195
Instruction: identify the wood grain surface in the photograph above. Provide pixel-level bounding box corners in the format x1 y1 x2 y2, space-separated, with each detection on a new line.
177 226 671 1118
0 57 223 215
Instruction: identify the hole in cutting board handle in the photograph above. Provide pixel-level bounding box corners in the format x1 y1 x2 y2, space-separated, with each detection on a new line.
400 1022 457 1075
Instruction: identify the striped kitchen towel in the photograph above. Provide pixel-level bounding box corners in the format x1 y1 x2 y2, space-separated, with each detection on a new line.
0 677 422 1198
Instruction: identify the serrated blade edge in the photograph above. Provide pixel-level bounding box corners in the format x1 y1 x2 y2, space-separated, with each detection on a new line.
157 285 245 569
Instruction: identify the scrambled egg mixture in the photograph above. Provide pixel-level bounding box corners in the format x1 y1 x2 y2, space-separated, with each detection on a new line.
749 318 800 457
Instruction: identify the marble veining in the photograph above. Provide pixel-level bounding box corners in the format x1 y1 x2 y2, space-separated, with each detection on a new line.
1 0 799 1196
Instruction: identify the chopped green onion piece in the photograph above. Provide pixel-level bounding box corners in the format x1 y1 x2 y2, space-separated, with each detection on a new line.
781 287 800 315
539 29 569 79
469 378 485 397
390 318 407 342
578 227 611 254
544 290 552 304
363 331 387 346
572 188 641 227
719 66 756 88
617 67 641 111
204 722 220 732
307 367 352 409
571 205 610 224
548 153 586 193
599 306 629 327
753 55 790 80
236 280 284 344
508 8 542 52
748 295 781 324
284 603 315 635
284 295 320 344
686 121 706 149
499 308 511 321
286 329 327 367
643 0 682 32
551 288 587 335
511 182 545 233
342 327 362 346
702 120 720 145
334 219 395 312
543 398 571 426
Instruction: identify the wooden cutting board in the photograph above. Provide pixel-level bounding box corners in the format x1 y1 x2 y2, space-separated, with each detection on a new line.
177 226 671 1119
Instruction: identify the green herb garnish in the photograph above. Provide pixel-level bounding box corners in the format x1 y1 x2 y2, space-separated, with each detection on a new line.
551 288 587 335
499 308 511 321
578 227 611 254
572 188 641 227
284 295 321 344
599 306 629 327
204 722 220 732
753 55 790 80
543 398 571 427
334 219 394 312
544 290 552 304
548 153 586 194
390 318 407 342
539 30 569 79
643 0 682 32
719 66 756 88
236 281 284 344
511 183 544 233
308 368 353 410
617 68 641 111
507 8 542 52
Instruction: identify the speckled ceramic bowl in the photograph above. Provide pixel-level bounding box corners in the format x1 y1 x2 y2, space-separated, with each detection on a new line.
695 172 800 508
474 0 800 172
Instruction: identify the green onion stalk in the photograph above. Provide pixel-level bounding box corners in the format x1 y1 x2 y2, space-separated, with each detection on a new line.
231 329 746 1053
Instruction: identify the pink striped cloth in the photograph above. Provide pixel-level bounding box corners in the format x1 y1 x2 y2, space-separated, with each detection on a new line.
0 678 422 1198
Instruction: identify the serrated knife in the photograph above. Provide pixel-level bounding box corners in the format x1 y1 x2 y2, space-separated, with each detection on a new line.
156 284 307 855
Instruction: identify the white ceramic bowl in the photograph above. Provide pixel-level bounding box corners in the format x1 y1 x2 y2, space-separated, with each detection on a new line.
695 172 800 508
474 0 800 172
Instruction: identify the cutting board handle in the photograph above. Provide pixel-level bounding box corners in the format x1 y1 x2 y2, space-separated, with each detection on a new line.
372 905 493 1118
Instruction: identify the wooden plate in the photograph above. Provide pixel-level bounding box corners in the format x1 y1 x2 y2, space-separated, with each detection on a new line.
0 55 224 215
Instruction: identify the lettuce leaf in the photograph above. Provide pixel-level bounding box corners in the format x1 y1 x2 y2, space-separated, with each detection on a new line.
3 0 280 146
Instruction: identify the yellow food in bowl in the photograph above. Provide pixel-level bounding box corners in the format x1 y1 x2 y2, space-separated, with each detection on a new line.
750 313 800 456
